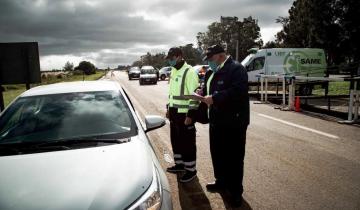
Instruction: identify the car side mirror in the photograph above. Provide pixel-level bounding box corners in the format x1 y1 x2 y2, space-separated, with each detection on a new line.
144 115 166 133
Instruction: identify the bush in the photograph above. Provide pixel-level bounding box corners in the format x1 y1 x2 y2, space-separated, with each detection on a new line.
75 61 96 75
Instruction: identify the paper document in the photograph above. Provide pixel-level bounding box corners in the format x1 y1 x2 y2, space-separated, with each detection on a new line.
183 92 205 101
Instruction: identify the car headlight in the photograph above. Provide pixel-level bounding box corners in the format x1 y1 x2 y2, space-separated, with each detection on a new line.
128 166 162 210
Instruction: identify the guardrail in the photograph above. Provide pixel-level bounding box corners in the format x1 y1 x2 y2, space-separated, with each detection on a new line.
255 74 360 124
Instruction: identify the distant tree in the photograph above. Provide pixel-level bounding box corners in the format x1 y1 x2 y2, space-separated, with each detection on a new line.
131 44 204 68
132 60 142 67
140 52 167 69
197 16 263 61
63 61 74 71
275 0 359 65
263 41 282 48
75 61 96 75
179 44 203 65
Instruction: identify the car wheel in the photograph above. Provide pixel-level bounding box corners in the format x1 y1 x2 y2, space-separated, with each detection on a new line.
160 75 166 80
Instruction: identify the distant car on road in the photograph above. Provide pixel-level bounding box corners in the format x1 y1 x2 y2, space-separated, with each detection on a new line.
0 81 172 210
159 66 172 80
128 66 141 80
139 66 158 85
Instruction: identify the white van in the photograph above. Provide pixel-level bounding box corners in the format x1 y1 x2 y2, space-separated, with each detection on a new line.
241 48 327 82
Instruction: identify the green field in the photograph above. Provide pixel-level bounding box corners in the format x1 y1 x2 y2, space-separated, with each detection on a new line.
3 71 106 107
313 81 350 96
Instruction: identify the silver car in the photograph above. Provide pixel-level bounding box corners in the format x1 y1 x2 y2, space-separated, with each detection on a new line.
128 66 141 80
158 67 171 81
139 66 158 85
0 81 172 210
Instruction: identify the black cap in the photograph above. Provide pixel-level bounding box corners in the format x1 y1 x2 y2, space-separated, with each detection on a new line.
203 45 225 61
165 47 183 59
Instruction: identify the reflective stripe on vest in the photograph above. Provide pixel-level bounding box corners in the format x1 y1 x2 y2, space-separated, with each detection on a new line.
206 72 214 118
206 72 214 95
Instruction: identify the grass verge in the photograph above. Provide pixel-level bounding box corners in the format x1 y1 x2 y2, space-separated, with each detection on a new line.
3 71 106 107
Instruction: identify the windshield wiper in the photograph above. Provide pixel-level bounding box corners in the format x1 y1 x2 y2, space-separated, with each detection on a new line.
0 138 130 149
31 137 131 148
0 144 71 155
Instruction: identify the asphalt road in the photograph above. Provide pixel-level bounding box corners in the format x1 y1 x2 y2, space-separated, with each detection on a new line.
109 71 360 210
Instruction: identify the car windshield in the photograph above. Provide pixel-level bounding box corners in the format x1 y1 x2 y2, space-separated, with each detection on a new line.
241 54 254 66
141 69 156 74
130 67 140 71
0 91 137 145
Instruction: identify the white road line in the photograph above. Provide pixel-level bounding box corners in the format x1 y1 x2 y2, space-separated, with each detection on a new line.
257 113 339 139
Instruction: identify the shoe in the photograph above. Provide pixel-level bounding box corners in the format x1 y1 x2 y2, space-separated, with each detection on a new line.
166 164 185 173
206 181 226 192
229 193 243 208
179 170 197 183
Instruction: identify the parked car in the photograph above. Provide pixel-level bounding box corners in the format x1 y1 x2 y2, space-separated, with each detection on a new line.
139 66 158 85
128 66 141 80
158 66 172 80
0 81 172 210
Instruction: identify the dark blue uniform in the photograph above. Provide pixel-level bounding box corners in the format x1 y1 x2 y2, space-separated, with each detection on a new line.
203 57 250 196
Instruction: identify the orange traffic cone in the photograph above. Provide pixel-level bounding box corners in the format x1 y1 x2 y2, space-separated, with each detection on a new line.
295 96 301 112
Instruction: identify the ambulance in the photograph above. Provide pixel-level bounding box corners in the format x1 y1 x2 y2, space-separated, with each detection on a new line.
241 48 327 95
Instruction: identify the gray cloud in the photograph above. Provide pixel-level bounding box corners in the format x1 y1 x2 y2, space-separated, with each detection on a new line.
0 0 293 69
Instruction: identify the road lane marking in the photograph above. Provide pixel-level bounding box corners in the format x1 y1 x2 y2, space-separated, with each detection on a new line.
257 113 339 139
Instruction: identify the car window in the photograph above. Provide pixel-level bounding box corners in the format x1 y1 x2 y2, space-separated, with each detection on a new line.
130 67 140 72
141 69 156 74
0 91 137 144
247 56 265 71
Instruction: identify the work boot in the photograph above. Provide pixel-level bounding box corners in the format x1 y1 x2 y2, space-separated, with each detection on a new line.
166 164 185 173
228 190 243 208
229 194 243 208
206 181 226 192
179 170 197 183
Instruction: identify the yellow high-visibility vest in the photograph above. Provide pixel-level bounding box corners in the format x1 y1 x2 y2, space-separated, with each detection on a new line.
168 62 199 113
206 72 214 96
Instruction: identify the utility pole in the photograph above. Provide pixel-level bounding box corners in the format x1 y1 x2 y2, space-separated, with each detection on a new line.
236 40 239 61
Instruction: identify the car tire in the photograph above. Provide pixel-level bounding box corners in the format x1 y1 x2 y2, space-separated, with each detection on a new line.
160 75 166 80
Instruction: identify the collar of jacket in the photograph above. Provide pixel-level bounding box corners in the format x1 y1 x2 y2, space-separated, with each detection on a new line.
215 56 233 74
174 60 185 70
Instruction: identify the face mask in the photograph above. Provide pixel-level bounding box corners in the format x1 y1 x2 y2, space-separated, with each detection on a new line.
168 59 177 67
208 60 219 72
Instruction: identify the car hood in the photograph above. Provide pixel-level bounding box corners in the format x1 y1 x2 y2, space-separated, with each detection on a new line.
140 74 157 78
0 137 154 210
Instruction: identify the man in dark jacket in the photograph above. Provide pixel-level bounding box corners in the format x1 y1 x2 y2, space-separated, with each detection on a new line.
202 45 250 207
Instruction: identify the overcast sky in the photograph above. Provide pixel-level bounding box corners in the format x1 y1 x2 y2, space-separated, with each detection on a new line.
0 0 293 70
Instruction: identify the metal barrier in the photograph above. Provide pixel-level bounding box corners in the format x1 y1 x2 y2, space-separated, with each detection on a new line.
255 74 360 124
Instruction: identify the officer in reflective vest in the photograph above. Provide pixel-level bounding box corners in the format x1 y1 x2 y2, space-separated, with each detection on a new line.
165 47 199 183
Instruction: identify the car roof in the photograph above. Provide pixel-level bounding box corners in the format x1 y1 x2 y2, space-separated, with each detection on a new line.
21 81 121 97
141 66 155 69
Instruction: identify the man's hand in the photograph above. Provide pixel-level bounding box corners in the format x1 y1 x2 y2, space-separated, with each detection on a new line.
203 95 213 106
195 88 203 96
184 117 192 125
